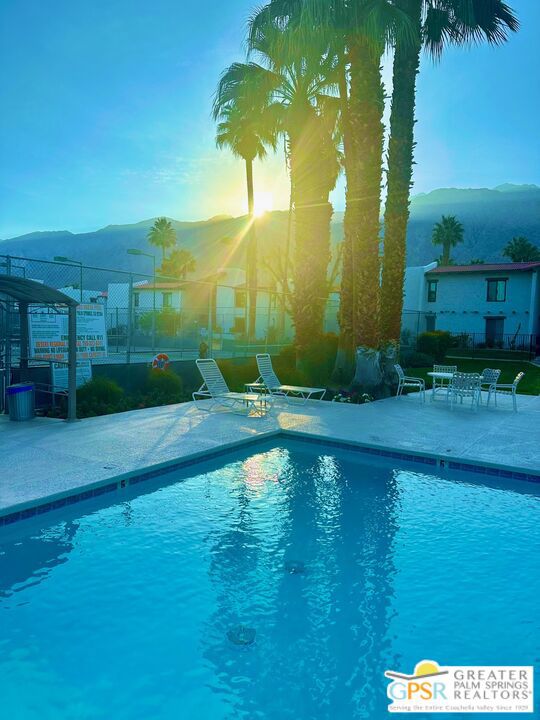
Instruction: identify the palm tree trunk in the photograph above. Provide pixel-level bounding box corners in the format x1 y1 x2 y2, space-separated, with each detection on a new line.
380 0 422 344
293 200 333 368
333 54 356 381
245 158 257 342
288 112 334 373
443 242 450 265
348 39 385 349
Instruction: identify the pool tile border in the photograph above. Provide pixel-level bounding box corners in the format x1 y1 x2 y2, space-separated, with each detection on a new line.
1 430 539 527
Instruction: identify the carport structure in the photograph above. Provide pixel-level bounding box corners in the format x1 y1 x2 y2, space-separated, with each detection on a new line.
0 275 78 421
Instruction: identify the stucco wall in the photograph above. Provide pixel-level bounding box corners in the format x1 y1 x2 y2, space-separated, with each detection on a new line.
425 271 533 336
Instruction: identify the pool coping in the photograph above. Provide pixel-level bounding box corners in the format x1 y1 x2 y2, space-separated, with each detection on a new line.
1 427 539 528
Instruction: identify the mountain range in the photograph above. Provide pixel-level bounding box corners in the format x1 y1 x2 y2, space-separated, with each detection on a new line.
1 184 538 286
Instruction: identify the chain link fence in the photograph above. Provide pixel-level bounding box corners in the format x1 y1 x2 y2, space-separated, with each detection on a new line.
0 254 341 367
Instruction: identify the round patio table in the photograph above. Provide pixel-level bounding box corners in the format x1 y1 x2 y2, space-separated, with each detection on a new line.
427 371 454 400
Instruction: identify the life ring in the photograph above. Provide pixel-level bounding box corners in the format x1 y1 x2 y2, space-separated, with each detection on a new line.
152 353 170 371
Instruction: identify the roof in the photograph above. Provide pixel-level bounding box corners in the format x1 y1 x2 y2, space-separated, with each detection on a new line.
0 275 78 306
135 282 184 290
428 262 540 275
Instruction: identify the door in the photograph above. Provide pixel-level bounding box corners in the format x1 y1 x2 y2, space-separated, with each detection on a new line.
485 317 504 347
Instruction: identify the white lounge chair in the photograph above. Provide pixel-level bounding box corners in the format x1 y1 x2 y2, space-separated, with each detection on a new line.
394 364 425 401
487 371 524 412
193 359 271 416
448 372 481 410
255 353 326 404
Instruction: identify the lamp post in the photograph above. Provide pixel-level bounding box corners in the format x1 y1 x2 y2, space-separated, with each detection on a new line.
127 249 156 353
54 256 83 303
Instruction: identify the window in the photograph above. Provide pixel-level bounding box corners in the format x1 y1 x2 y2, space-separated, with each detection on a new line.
427 280 438 303
162 292 172 308
134 293 140 307
234 289 246 309
486 278 507 302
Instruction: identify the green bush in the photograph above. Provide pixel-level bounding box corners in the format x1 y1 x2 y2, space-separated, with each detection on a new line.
77 377 128 417
301 333 338 386
400 350 435 368
143 368 184 405
417 331 453 361
275 335 337 387
218 358 259 392
139 309 183 336
277 345 296 367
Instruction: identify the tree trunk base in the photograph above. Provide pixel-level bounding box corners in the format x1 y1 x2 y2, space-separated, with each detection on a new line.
351 344 398 399
332 345 355 384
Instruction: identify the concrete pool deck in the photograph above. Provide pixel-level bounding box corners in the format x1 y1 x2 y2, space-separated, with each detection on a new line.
1 391 539 520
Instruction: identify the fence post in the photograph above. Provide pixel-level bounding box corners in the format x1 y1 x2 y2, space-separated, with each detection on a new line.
265 292 272 353
127 273 133 364
4 257 12 409
67 305 77 422
207 283 214 359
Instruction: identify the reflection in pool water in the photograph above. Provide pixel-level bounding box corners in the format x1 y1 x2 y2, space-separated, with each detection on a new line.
0 441 538 719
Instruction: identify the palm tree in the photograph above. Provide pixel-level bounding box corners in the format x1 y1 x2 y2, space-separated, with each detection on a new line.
431 215 464 265
147 217 176 261
234 13 342 367
159 247 196 279
380 0 518 343
213 90 279 341
502 236 540 262
250 0 410 378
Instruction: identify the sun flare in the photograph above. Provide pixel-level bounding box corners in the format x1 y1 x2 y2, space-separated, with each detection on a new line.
253 191 273 217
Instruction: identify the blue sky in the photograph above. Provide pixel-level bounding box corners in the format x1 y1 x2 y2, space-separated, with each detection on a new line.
0 0 538 238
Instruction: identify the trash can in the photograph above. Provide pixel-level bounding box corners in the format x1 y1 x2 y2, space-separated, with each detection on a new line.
7 382 35 421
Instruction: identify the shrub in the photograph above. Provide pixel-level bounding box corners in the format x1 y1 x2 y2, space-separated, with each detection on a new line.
143 368 184 405
218 358 259 392
277 345 296 367
400 350 435 368
417 331 453 361
77 377 127 417
301 333 338 386
273 336 336 388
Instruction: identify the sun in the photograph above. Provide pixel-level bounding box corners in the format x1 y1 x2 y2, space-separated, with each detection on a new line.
253 191 273 217
414 661 441 677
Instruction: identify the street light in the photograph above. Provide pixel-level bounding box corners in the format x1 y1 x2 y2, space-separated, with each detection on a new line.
54 256 83 303
127 249 156 353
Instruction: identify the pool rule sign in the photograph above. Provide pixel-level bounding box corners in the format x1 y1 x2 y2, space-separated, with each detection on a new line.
29 304 108 362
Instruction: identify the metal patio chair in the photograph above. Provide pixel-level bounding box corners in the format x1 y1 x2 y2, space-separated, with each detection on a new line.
448 372 481 411
487 372 525 412
432 364 457 395
394 364 425 402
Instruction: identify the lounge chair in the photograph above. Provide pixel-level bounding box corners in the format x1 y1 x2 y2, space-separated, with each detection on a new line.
193 359 271 416
487 371 524 412
394 364 425 401
255 353 326 404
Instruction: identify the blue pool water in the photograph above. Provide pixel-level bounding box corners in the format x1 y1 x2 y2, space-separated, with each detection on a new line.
1 440 539 720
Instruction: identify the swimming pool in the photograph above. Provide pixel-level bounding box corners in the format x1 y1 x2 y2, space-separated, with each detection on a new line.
1 439 538 719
